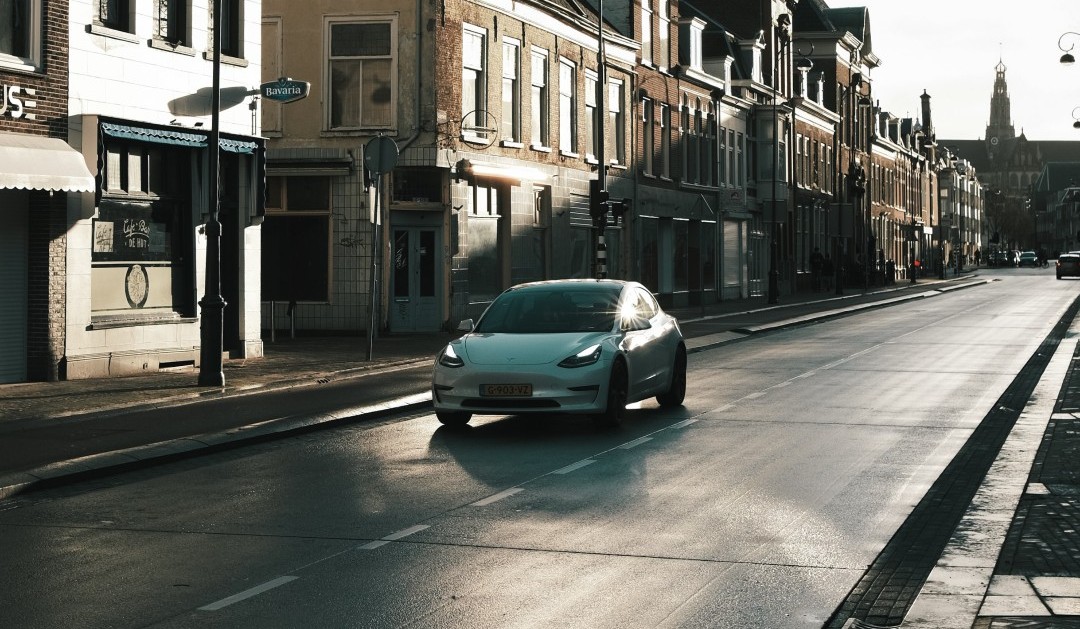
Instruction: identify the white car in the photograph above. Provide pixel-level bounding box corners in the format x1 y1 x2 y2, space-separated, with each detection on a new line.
431 279 687 427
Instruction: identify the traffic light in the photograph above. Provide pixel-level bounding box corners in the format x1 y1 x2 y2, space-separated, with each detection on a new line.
589 179 609 221
610 198 631 224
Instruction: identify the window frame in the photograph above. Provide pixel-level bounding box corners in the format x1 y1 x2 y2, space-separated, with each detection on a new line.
325 15 398 132
607 78 625 165
462 24 488 143
529 47 550 149
501 37 521 145
0 0 40 70
558 58 578 156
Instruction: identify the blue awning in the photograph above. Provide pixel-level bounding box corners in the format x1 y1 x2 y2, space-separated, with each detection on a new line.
221 138 258 154
101 122 208 148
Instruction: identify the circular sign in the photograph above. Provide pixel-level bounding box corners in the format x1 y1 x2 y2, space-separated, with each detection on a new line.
365 136 399 174
125 264 149 308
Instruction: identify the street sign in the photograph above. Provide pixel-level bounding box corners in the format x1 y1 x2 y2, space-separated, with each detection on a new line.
260 77 310 104
364 135 399 174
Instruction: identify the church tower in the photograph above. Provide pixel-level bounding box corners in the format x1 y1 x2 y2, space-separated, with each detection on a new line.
985 59 1015 151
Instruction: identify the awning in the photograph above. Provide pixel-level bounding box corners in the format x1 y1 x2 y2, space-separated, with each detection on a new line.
101 122 208 148
0 131 95 192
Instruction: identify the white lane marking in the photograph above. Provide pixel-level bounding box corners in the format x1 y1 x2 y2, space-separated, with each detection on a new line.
384 524 429 540
470 488 524 506
198 576 298 611
669 419 698 429
618 436 653 449
745 392 766 400
359 524 431 549
552 459 597 475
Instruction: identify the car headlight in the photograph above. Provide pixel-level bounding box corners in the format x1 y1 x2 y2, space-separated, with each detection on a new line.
438 344 465 368
558 344 602 368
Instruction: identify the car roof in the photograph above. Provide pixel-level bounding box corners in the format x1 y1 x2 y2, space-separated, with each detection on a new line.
505 279 637 292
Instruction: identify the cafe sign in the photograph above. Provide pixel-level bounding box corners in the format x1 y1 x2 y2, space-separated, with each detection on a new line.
260 77 310 104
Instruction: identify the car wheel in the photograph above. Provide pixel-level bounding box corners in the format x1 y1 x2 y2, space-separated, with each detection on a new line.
1058 274 1063 280
436 410 472 427
656 345 687 407
593 359 628 428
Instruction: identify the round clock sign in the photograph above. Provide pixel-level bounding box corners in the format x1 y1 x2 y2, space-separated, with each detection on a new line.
125 264 149 308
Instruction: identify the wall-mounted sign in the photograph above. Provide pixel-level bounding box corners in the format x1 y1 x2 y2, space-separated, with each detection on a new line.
260 77 310 104
0 84 37 120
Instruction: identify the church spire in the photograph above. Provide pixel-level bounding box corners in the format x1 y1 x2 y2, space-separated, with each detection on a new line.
986 58 1015 145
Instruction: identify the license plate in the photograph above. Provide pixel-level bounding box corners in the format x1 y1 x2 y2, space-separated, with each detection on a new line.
480 383 533 397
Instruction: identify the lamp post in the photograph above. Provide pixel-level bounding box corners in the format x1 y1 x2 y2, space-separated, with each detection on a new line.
1059 33 1080 130
767 15 792 304
198 0 225 386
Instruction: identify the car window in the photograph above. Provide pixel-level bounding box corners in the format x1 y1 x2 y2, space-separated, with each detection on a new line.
474 286 619 333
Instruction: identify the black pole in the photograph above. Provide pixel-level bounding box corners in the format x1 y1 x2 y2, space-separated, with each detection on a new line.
199 0 225 386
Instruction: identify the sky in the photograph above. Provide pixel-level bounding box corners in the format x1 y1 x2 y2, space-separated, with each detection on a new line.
825 0 1080 142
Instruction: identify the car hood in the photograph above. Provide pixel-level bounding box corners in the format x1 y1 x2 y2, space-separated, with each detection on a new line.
461 332 608 366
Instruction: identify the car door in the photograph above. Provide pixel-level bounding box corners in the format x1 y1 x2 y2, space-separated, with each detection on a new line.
620 287 668 396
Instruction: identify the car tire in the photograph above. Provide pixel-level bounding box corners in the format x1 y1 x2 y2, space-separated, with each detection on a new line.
656 345 687 407
593 359 628 428
436 411 472 427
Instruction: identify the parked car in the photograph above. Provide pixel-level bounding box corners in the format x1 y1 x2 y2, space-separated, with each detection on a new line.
1018 251 1039 267
431 279 687 428
1057 253 1080 279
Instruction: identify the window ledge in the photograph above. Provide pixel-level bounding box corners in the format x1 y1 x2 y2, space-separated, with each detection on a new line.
530 144 552 153
609 163 627 171
500 140 525 149
0 54 40 75
559 150 579 159
149 39 195 56
87 23 140 44
202 51 248 67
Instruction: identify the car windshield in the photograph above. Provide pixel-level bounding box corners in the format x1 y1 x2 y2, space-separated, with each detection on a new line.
474 286 622 333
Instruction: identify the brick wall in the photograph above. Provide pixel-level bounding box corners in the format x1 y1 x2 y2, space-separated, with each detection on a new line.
0 0 73 381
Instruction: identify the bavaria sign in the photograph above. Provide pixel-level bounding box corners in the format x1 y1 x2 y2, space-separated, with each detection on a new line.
260 77 310 104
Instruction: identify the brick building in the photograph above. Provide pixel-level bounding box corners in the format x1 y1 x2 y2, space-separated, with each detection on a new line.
0 0 95 382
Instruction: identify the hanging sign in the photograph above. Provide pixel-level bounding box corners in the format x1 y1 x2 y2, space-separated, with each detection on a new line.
260 77 310 104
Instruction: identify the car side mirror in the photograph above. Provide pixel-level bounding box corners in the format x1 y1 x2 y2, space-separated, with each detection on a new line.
457 318 475 332
621 315 651 332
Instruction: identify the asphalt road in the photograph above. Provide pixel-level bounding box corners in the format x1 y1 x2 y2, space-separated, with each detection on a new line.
0 269 1071 629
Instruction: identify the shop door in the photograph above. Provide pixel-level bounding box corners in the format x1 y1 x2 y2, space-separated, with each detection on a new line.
390 227 440 331
0 192 27 383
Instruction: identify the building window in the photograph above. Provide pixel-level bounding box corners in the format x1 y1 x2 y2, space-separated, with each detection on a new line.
328 18 396 130
501 39 520 143
608 80 625 164
719 125 728 184
530 48 549 148
0 0 39 67
657 0 670 70
640 0 652 66
262 177 332 302
98 0 133 32
660 103 670 178
643 98 654 175
215 0 242 57
462 25 487 140
156 0 191 47
585 71 598 159
702 104 714 186
93 141 194 318
559 59 577 154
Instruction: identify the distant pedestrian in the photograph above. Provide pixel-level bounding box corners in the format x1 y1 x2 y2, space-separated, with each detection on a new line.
974 249 981 266
822 254 835 291
810 247 825 292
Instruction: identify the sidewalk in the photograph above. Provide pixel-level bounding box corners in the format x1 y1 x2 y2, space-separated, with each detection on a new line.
4 271 1077 628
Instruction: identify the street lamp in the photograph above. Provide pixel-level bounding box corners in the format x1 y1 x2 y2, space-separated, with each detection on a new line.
199 0 225 386
1059 31 1079 64
767 14 792 304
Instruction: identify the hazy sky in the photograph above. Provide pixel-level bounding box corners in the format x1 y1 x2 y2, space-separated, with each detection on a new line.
825 0 1080 142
